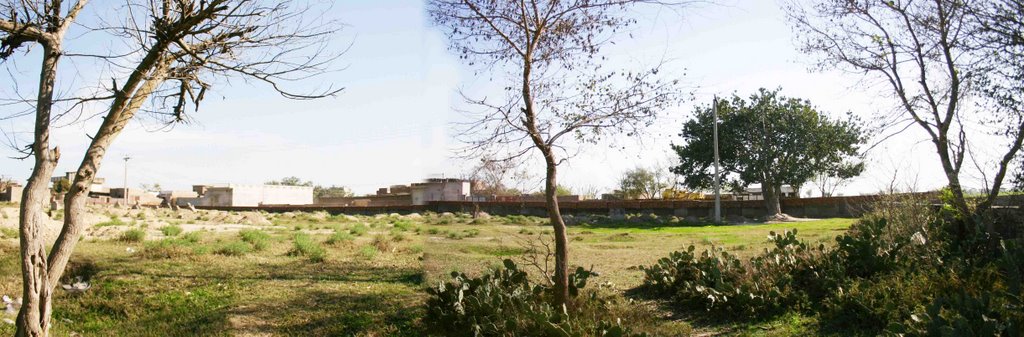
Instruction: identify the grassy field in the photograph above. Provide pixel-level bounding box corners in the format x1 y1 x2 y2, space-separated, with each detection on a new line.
0 208 855 336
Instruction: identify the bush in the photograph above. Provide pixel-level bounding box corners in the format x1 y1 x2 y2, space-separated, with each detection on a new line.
289 233 326 262
215 241 252 256
239 229 271 251
640 229 834 319
641 193 1024 334
118 229 146 242
160 225 183 237
425 259 653 337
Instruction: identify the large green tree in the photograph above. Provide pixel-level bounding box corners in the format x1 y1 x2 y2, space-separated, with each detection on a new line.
672 88 866 216
617 167 668 199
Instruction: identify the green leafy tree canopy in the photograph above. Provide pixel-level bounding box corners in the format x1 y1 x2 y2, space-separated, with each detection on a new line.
671 88 866 213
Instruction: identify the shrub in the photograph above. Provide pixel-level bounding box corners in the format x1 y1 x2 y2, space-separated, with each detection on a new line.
239 229 271 251
118 229 146 242
640 230 836 318
426 259 653 337
289 233 326 262
160 225 183 237
215 241 252 256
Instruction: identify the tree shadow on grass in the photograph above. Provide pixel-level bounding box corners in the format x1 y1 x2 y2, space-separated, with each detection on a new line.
229 289 425 336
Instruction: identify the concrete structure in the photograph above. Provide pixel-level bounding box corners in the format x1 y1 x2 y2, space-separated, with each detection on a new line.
0 183 23 202
110 188 163 206
734 185 799 201
187 184 313 207
411 178 472 205
157 190 200 207
51 172 108 195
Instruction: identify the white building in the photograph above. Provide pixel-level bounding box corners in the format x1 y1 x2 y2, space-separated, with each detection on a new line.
734 185 799 201
410 178 471 205
188 184 313 207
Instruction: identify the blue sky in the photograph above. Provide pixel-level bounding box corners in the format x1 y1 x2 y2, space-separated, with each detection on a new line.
0 0 987 196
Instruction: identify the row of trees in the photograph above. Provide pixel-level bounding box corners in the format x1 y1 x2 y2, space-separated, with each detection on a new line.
1 0 343 335
432 0 1023 311
265 176 354 199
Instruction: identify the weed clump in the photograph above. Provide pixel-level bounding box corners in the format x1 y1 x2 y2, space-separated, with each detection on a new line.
239 229 271 251
349 223 368 236
358 245 378 260
289 233 326 262
215 241 252 256
160 225 183 237
96 216 126 227
325 230 354 245
118 229 146 242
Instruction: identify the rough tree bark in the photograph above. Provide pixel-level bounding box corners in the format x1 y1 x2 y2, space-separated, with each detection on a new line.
0 2 86 333
16 43 62 337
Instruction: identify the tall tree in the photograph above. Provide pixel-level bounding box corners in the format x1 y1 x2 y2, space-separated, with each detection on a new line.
672 88 866 216
2 1 342 335
973 0 1024 205
786 0 1024 219
1 1 89 335
429 0 685 306
617 167 667 199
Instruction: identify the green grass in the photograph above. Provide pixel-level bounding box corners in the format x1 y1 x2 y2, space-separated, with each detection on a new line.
325 230 355 245
95 215 127 227
349 223 368 236
0 227 17 238
358 245 378 260
118 229 146 242
215 241 253 256
160 225 183 237
0 207 858 336
289 233 326 262
238 229 271 251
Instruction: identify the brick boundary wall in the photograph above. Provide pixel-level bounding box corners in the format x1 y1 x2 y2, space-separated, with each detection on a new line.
194 193 982 219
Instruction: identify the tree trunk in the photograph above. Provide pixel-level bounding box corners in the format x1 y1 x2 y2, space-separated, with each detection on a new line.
542 151 570 307
763 183 782 216
48 105 136 288
16 43 61 337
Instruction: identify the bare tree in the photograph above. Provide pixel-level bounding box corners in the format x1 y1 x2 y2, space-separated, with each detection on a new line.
2 1 342 335
429 0 686 306
1 1 88 335
467 156 519 196
786 0 1023 223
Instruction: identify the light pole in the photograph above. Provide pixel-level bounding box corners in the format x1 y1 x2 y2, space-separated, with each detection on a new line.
712 96 721 223
123 156 131 203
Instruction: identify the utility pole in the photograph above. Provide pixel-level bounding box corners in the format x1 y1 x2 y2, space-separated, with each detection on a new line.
123 156 131 203
712 96 721 223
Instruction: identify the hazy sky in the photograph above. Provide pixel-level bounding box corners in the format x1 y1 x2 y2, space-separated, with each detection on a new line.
0 0 997 196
